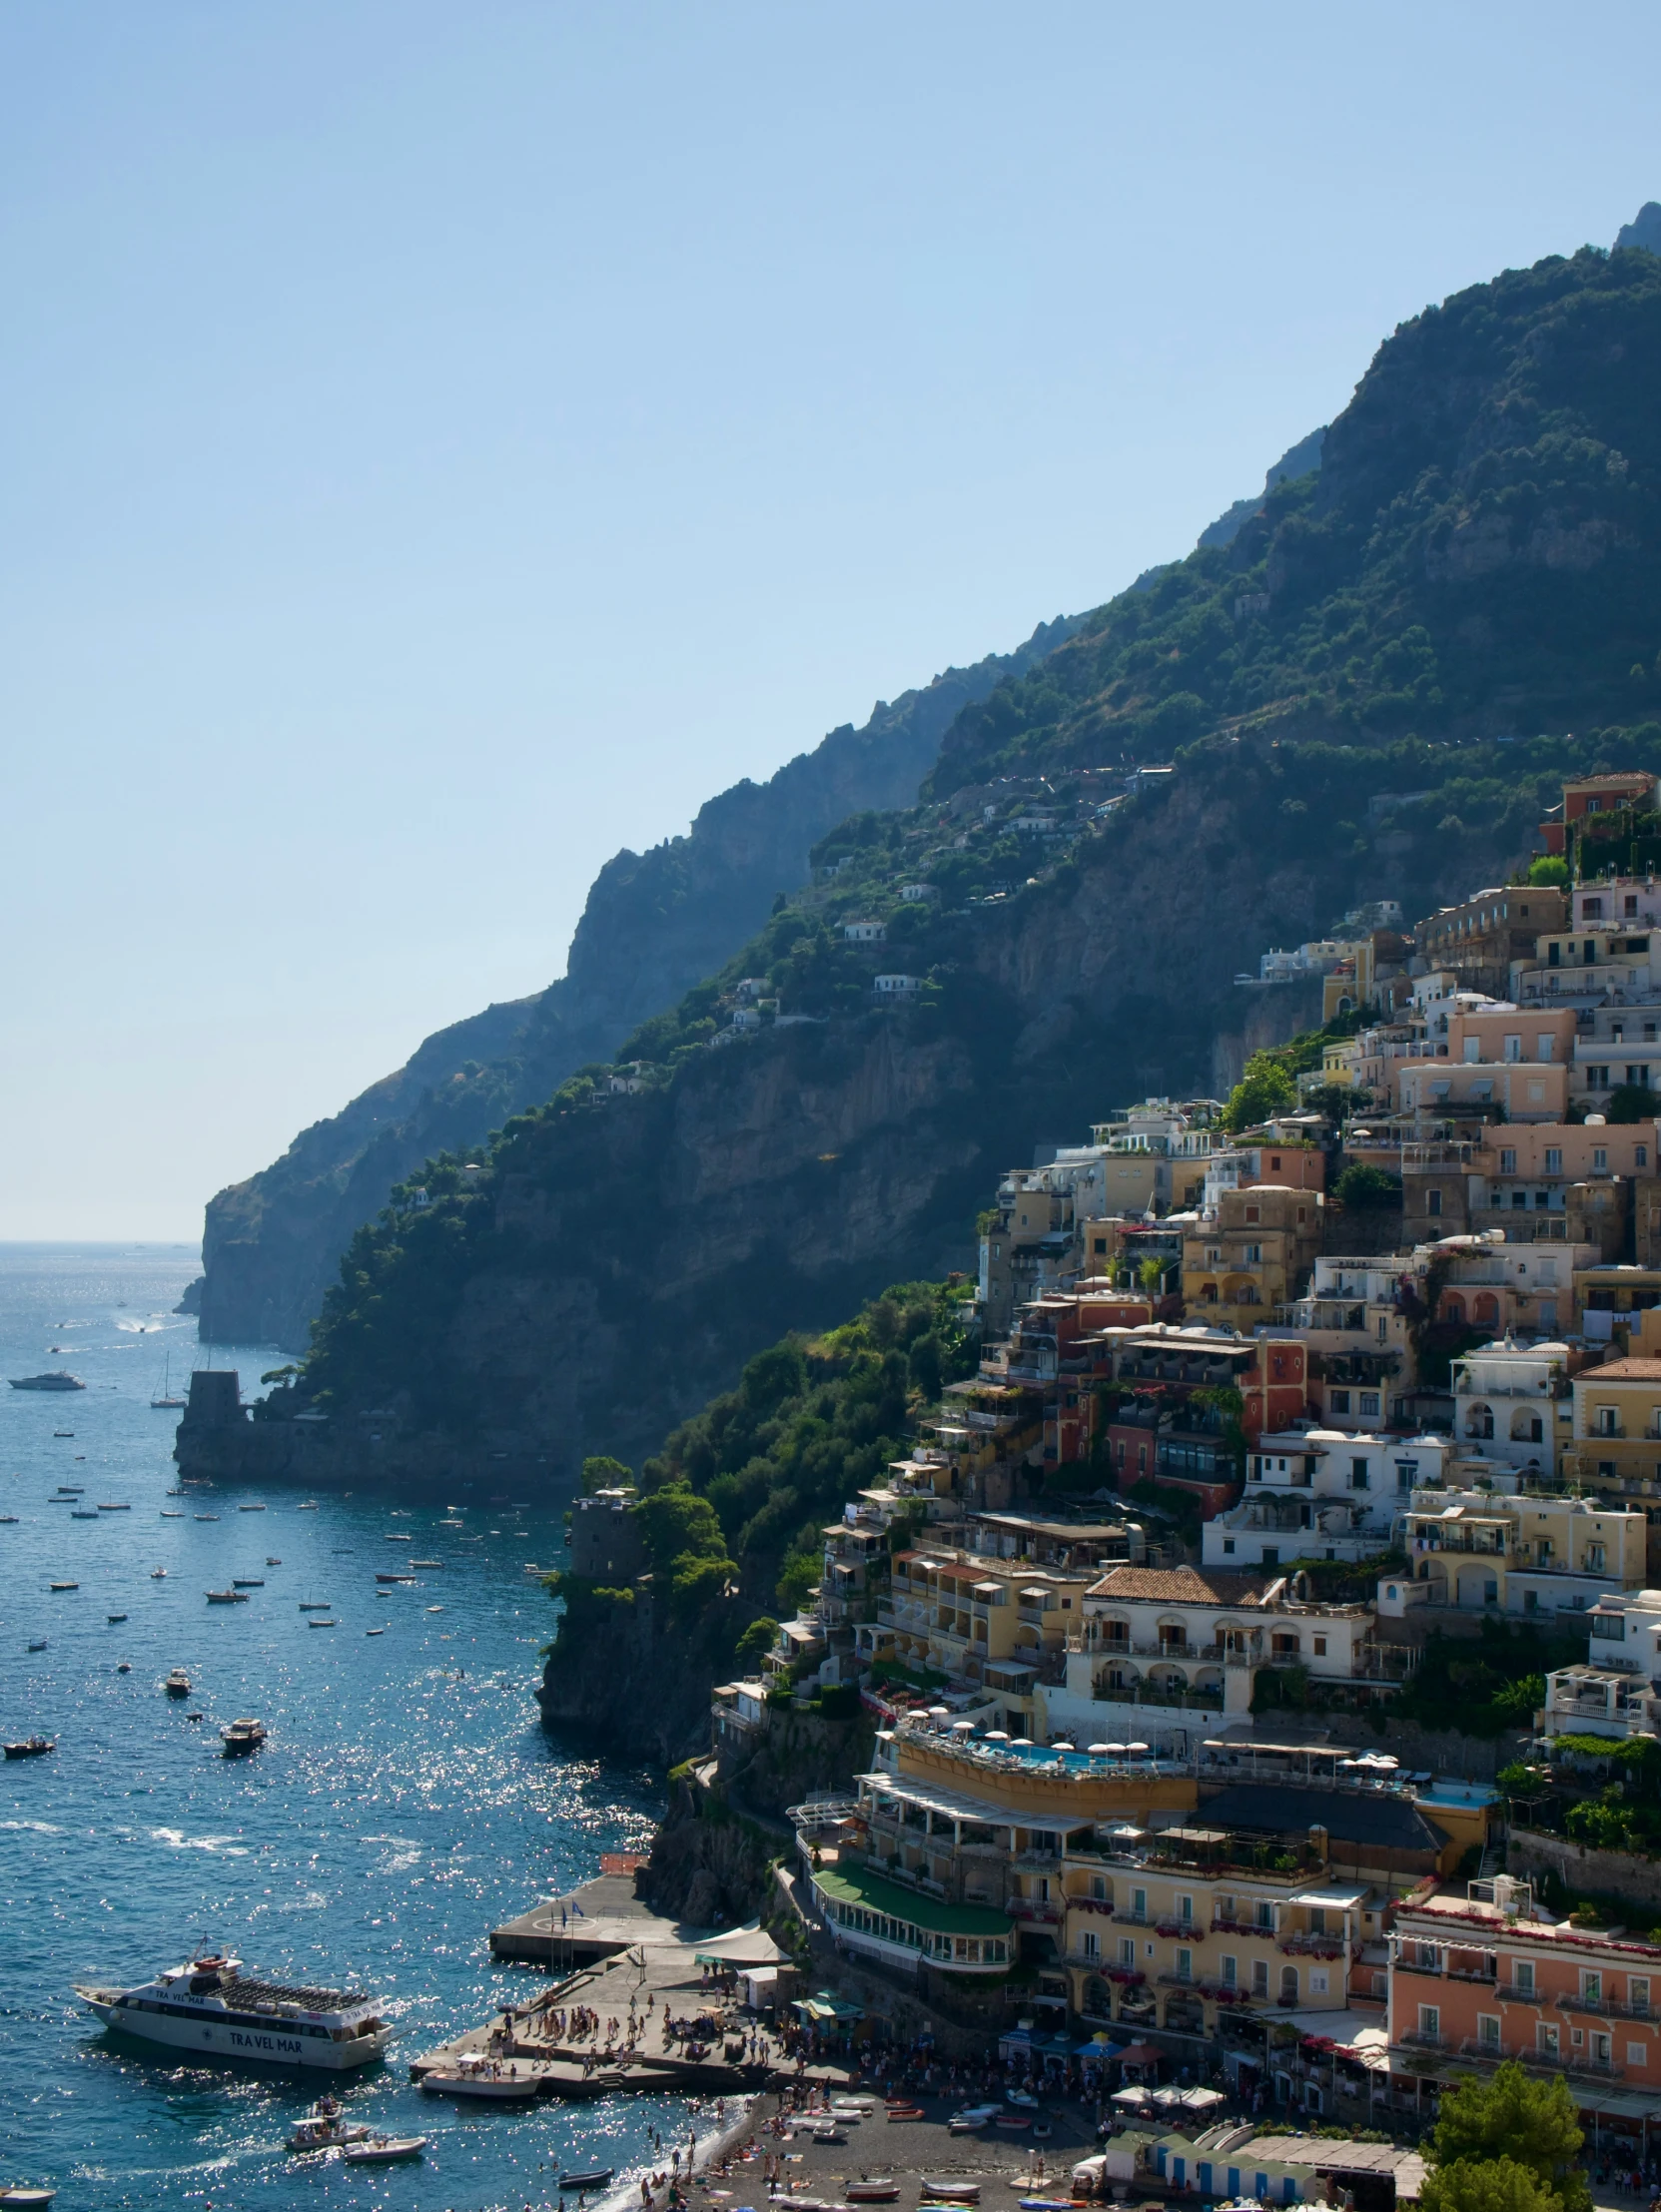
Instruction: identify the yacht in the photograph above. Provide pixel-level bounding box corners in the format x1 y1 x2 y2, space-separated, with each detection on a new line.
9 1374 85 1392
75 1953 392 2070
164 1669 191 1697
220 1718 267 1756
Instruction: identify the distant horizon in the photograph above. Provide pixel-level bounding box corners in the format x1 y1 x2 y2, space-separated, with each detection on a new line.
5 3 1661 1238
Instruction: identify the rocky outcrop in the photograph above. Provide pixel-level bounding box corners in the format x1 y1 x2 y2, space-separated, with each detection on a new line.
197 621 1075 1352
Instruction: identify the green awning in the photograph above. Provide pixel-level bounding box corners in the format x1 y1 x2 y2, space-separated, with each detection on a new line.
811 1862 1014 1938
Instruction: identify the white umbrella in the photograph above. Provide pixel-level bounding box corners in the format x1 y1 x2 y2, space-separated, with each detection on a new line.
1087 1744 1112 1756
1127 1741 1150 1755
1010 1737 1033 1748
950 1719 975 1734
984 1730 1010 1743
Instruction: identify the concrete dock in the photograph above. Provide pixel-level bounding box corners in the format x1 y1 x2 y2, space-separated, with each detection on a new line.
413 1871 787 2099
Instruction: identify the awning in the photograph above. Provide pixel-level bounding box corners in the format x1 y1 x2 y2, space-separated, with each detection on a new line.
690 1922 784 1966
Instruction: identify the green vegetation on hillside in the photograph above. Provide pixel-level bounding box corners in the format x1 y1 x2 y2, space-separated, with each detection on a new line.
543 1278 976 1671
923 248 1661 793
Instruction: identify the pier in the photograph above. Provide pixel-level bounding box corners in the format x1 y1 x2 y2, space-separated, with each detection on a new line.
412 1871 794 2100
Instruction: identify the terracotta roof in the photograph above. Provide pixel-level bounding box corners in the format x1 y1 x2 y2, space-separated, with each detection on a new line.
1581 1359 1661 1381
1086 1565 1273 1607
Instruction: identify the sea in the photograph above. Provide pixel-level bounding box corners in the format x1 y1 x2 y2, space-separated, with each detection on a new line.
0 1243 686 2212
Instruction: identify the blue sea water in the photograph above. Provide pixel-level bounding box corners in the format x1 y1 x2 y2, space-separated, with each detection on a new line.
0 1244 678 2211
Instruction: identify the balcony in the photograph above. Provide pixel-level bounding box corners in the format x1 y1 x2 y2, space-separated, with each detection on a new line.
1008 1898 1063 1925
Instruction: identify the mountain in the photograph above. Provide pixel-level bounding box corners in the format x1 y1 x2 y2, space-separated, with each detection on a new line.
177 237 1661 1502
1616 202 1661 255
195 618 1075 1349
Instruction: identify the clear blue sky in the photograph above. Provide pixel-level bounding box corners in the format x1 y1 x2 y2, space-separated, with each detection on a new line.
4 2 1659 1239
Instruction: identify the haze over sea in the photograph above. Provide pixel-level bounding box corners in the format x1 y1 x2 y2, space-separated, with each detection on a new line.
0 1243 675 2211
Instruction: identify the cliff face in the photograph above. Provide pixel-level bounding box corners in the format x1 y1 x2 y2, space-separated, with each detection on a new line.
197 618 1076 1352
181 754 1528 1501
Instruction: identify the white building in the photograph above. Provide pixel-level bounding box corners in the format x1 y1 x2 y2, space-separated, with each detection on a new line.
1450 1340 1572 1475
1203 1428 1448 1570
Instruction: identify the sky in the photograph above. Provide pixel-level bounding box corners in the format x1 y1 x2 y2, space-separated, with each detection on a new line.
4 2 1661 1240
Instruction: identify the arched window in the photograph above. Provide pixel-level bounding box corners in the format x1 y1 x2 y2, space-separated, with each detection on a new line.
1280 1964 1298 2002
1473 1292 1500 1328
1465 1402 1494 1440
1441 1293 1466 1324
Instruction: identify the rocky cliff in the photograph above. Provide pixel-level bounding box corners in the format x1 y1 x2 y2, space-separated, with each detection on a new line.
197 617 1075 1350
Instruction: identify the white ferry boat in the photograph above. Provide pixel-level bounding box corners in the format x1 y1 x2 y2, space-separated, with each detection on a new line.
74 1953 392 2070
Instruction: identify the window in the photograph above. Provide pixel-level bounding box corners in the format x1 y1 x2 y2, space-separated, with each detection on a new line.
1596 1406 1621 1436
1119 1936 1136 1966
1593 2031 1612 2064
1176 1947 1193 1981
1359 1391 1380 1417
1629 2042 1649 2066
1223 1538 1236 1554
1313 1635 1328 1657
1309 1968 1329 1994
1428 1189 1442 1216
1478 2014 1501 2050
1582 1970 1603 2006
1537 2022 1560 2057
1179 1894 1194 1924
1631 1977 1650 2014
1090 1873 1108 1899
1504 1037 1522 1063
1464 1039 1481 1064
1255 1900 1274 1929
1251 1959 1269 1997
1245 1204 1260 1224
1244 1242 1262 1264
1501 1148 1517 1173
1351 1457 1370 1489
1538 1034 1556 1062
1546 1147 1562 1174
1417 2003 1439 2039
1514 1960 1535 1996
1221 1954 1238 1987
1329 1389 1350 1414
1640 1146 1650 1168
1594 1147 1609 1174
1131 1887 1147 1918
1082 1930 1100 1960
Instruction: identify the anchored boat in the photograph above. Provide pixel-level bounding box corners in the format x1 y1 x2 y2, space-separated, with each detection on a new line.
76 1952 392 2070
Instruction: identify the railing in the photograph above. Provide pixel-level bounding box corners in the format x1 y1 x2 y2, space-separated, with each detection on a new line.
1008 1899 1062 1925
1397 2029 1448 2051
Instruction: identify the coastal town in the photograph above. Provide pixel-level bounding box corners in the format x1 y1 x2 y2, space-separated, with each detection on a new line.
555 769 1661 2192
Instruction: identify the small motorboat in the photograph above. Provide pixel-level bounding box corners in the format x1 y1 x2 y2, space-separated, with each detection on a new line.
160 1510 183 1517
97 1502 131 1512
266 1556 282 1566
0 2187 57 2207
206 1590 249 1605
186 1712 204 1723
164 1669 191 1697
412 1559 442 1569
287 2103 374 2153
107 1613 128 1624
811 2125 847 2144
884 2105 926 2121
420 2061 539 2099
116 1661 131 1673
0 1515 17 1524
307 1618 337 1629
558 2169 615 2191
221 1718 267 1756
53 1429 74 1437
194 1514 220 1522
922 2185 980 2202
26 1641 47 1654
238 1503 267 1512
993 2115 1032 2132
3 1738 55 1760
70 1510 99 1520
1005 2089 1040 2109
343 2135 427 2165
49 1582 77 1593
298 1600 331 1611
847 2185 901 2202
231 1578 264 1588
297 1502 318 1510
375 1573 415 1585
366 1628 386 1637
151 1567 167 1577
384 1533 412 1543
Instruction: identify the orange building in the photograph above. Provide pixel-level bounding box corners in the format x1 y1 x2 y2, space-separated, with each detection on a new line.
1389 1877 1661 2131
1540 771 1661 855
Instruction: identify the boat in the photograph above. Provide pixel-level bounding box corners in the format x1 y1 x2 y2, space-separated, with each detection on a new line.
151 1567 167 1577
307 1618 337 1629
231 1578 265 1588
97 1502 131 1512
559 2168 615 2190
287 2098 375 2153
164 1669 191 1697
0 2188 57 2208
3 1738 55 1760
107 1613 128 1624
266 1557 282 1566
221 1718 267 1756
921 2186 980 2202
71 1510 99 1519
150 1352 187 1411
0 1515 17 1524
298 1601 331 1611
365 1628 386 1637
160 1510 183 1518
343 2135 427 2165
49 1582 78 1593
116 1662 131 1673
76 1952 393 2070
206 1590 249 1605
847 2186 900 2202
411 1560 442 1569
296 1502 318 1510
384 1534 412 1543
52 1430 74 1437
375 1573 415 1585
194 1514 220 1523
239 1503 267 1512
419 2058 538 2099
26 1641 47 1654
9 1374 85 1392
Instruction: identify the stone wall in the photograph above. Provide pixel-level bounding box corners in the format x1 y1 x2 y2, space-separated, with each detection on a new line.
1507 1828 1661 1916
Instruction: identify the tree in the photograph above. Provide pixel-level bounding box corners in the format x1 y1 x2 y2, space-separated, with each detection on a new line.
581 1454 633 1494
1427 2061 1587 2212
733 1615 778 1670
1602 1084 1656 1122
1224 1050 1297 1131
1332 1161 1404 1210
1527 856 1570 888
1138 1256 1166 1298
1420 2159 1563 2212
